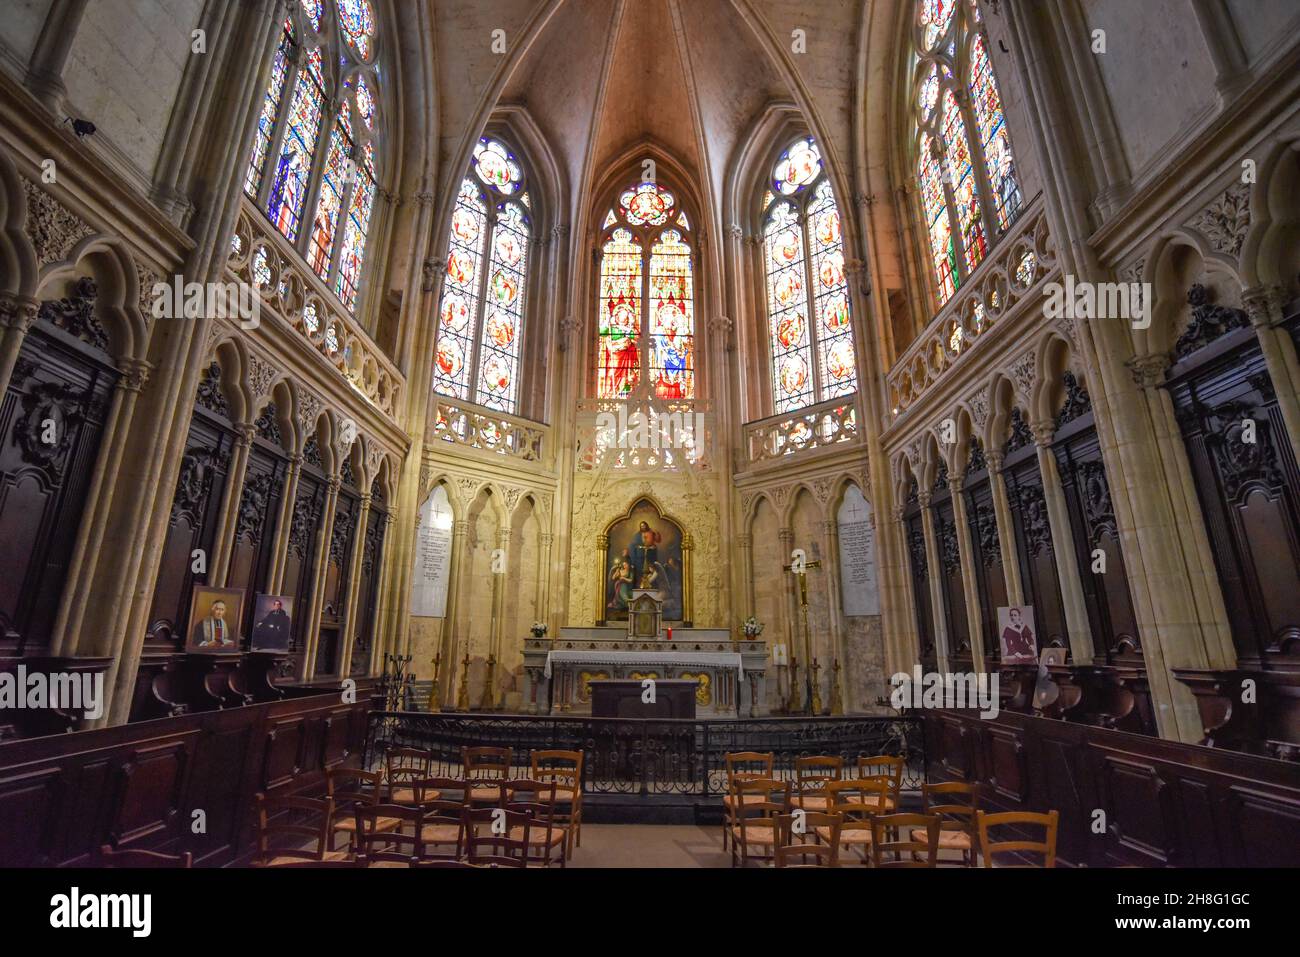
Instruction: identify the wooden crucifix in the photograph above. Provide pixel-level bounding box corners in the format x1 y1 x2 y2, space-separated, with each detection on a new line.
782 549 822 715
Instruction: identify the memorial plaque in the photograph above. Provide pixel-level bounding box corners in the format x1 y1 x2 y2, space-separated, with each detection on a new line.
838 485 879 616
411 485 453 617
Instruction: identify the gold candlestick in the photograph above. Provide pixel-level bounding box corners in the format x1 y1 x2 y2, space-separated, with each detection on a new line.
455 652 470 712
829 658 844 716
427 652 442 712
786 656 802 713
811 658 823 715
478 654 497 711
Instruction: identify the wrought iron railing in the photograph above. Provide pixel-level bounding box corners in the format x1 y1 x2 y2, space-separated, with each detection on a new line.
364 711 925 796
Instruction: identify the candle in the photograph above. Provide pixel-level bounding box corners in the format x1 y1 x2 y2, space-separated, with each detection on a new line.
666 626 673 640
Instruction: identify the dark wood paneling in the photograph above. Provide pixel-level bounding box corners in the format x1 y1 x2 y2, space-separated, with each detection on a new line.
0 688 373 867
923 708 1300 867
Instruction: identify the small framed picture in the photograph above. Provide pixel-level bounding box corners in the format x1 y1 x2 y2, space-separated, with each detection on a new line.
997 605 1038 663
186 585 245 654
250 594 294 653
1040 645 1068 667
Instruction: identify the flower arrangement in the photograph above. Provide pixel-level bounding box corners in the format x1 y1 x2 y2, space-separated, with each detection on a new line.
742 616 764 639
530 621 548 637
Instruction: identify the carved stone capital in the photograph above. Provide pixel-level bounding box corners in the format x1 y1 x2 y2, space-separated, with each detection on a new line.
235 422 258 447
116 357 152 393
327 477 342 494
916 490 932 509
1030 419 1056 448
551 223 569 242
1125 351 1171 389
710 314 735 351
725 223 743 241
0 295 40 333
947 474 965 494
1241 284 1284 329
557 314 581 352
984 449 1005 474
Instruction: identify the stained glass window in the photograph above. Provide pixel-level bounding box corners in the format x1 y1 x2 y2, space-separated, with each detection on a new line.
433 138 534 414
761 138 857 413
595 183 695 402
244 18 293 198
239 0 385 315
909 0 1022 306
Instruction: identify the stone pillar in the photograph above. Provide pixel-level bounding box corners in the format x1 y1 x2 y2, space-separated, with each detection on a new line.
594 533 608 624
1032 419 1095 663
1243 285 1300 467
442 518 470 706
822 519 849 708
0 296 39 399
338 493 372 677
918 491 949 671
778 526 798 663
51 357 151 657
267 454 303 593
947 474 987 669
985 449 1025 606
738 532 755 619
535 532 552 625
25 0 90 114
208 423 255 587
301 476 340 678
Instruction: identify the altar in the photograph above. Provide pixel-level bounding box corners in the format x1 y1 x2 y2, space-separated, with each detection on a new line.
522 628 770 717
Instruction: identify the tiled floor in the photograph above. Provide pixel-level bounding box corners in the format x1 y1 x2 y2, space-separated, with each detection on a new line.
567 824 732 868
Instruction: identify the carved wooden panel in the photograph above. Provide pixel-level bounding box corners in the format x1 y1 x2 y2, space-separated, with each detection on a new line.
0 319 118 653
351 505 387 676
108 739 190 847
1168 323 1300 667
904 508 935 665
228 442 287 639
1003 447 1067 652
932 492 970 663
963 470 1007 667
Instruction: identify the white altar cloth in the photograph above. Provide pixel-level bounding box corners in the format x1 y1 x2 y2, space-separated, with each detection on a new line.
543 650 744 680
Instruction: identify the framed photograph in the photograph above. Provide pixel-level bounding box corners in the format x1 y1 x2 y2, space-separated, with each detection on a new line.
185 585 245 654
1040 645 1068 667
250 594 294 653
997 605 1038 663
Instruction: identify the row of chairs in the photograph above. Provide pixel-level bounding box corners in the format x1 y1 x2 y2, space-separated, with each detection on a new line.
723 752 1058 867
252 746 584 868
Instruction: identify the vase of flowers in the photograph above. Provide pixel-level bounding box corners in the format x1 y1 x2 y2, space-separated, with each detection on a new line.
742 616 764 640
530 621 548 638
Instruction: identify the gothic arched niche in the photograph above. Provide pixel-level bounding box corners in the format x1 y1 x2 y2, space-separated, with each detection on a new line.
602 498 686 623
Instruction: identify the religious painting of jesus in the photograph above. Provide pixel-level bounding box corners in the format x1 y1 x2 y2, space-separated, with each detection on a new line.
603 499 685 622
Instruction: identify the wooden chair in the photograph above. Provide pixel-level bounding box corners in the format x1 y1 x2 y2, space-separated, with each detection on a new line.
253 793 349 866
721 751 774 851
792 755 843 812
464 806 532 867
821 778 891 864
775 811 842 868
856 754 905 810
503 777 567 867
326 767 399 852
409 776 470 861
463 746 513 807
99 844 193 868
917 782 980 866
412 859 481 868
354 803 426 867
384 745 433 804
871 813 940 867
728 778 789 868
530 749 584 853
977 810 1059 868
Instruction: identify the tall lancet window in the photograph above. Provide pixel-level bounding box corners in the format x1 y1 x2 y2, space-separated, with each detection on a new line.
910 0 1023 306
433 137 532 414
761 137 858 414
241 0 384 313
596 182 695 400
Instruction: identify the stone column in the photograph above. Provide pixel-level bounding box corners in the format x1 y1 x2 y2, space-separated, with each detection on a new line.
681 532 695 624
51 357 151 657
985 449 1025 605
337 493 372 677
0 296 39 399
918 491 949 671
535 532 552 625
778 526 799 663
441 518 470 706
1032 419 1095 663
1243 285 1300 467
301 476 340 678
822 519 849 709
267 454 303 593
25 0 90 114
947 474 987 669
211 423 257 587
